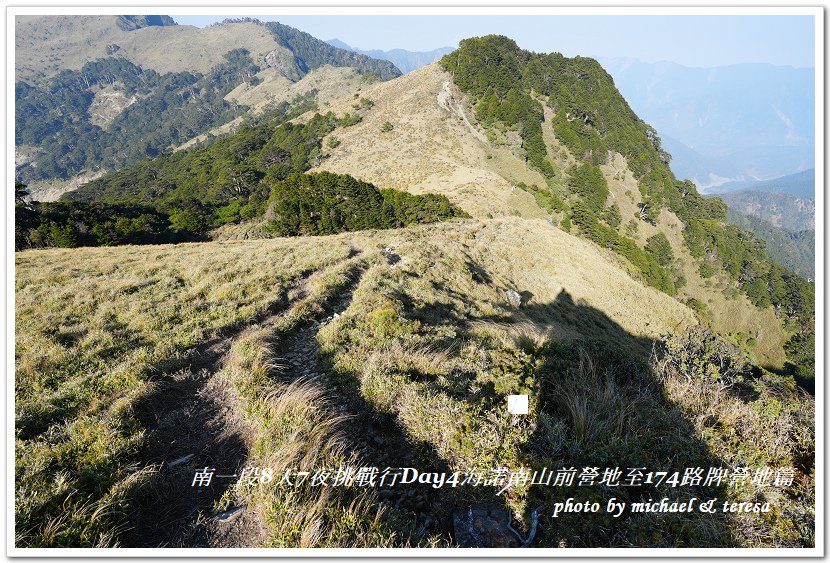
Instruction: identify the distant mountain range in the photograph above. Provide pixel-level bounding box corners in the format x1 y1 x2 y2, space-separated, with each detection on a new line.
719 189 814 232
15 16 401 192
718 168 815 199
601 58 814 190
716 168 815 279
660 138 813 192
326 38 455 73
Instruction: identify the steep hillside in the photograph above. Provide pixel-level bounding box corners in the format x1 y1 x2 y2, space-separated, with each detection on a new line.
720 190 815 232
599 154 790 367
15 16 400 195
178 65 372 151
311 63 550 219
438 36 812 375
16 16 399 85
308 44 806 370
35 34 812 373
16 16 279 83
727 210 815 280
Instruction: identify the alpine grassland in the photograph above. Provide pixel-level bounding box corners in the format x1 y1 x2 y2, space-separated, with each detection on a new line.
15 18 814 550
15 236 358 546
15 218 814 547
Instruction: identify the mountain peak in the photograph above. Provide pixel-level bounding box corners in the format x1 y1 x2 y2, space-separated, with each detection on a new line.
326 38 352 50
326 38 455 73
116 15 177 31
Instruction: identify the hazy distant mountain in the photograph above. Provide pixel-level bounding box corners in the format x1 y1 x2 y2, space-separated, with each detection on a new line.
326 38 455 73
601 57 814 189
719 189 814 232
740 168 815 199
662 137 814 192
726 209 814 279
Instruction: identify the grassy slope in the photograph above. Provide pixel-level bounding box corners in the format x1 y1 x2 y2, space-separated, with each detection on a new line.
726 209 814 280
15 235 356 546
310 63 549 220
16 16 286 84
15 219 688 546
16 218 813 547
177 66 370 152
304 61 791 368
600 153 789 368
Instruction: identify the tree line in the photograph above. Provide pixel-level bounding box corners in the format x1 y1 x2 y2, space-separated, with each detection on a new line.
441 35 814 379
16 51 261 183
17 104 466 249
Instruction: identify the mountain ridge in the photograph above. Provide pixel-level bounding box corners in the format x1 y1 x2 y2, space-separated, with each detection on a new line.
15 15 401 194
325 37 455 73
14 24 816 550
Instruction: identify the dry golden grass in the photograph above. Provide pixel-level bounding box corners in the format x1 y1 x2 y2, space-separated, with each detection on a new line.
308 219 699 527
178 66 371 152
299 60 788 362
16 217 699 546
308 63 549 219
231 65 367 110
16 16 283 84
216 258 436 547
15 16 809 547
16 214 809 547
601 151 789 367
14 237 357 546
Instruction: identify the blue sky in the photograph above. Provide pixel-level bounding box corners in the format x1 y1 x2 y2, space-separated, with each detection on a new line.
172 14 815 68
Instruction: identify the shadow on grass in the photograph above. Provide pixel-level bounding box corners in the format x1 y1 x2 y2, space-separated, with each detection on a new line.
125 271 322 547
382 281 739 547
269 267 518 546
513 289 735 547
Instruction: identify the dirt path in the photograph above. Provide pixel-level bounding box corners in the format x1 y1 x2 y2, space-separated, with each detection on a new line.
437 79 488 144
273 262 455 541
126 250 449 547
126 272 316 548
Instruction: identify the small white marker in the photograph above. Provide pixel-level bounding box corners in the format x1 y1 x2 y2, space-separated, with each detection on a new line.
507 394 529 415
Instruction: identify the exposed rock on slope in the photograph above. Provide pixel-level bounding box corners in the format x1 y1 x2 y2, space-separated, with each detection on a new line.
16 16 283 83
177 66 371 151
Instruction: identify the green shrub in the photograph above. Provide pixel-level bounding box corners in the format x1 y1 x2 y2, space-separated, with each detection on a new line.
657 327 750 387
264 172 464 236
339 112 362 127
